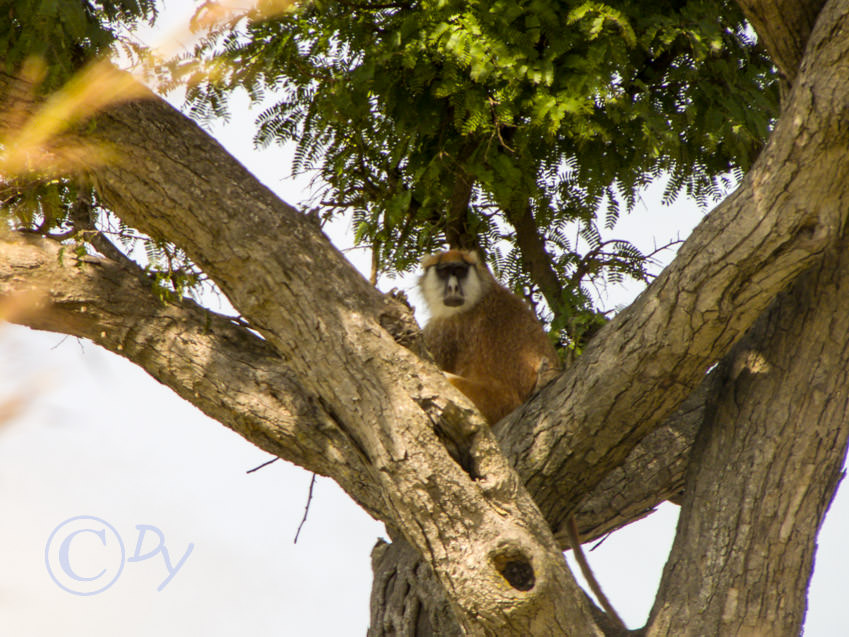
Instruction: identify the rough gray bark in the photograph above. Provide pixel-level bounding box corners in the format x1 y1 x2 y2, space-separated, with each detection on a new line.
368 538 464 637
0 229 388 521
646 238 849 636
0 230 690 546
2 0 849 633
496 0 849 537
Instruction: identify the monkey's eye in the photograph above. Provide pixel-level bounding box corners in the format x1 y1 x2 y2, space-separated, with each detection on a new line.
434 263 469 280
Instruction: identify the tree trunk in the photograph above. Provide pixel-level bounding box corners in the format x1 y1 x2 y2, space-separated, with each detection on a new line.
647 237 849 635
368 537 464 637
496 0 849 537
3 0 849 633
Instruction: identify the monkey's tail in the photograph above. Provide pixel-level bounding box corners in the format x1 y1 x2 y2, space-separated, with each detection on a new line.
567 516 627 632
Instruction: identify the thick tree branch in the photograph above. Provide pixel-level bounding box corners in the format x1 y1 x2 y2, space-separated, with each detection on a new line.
551 0 841 552
64 81 600 633
566 381 704 545
496 0 849 536
0 230 389 520
646 237 849 635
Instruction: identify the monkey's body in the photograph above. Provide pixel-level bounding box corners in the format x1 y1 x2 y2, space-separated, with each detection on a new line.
420 250 561 424
419 251 625 628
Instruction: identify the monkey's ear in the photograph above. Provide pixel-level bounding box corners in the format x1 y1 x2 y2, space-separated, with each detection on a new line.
460 250 479 265
421 253 440 269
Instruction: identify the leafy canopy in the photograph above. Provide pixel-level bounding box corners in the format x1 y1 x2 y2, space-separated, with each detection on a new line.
183 0 777 345
0 1 778 346
0 0 157 90
0 0 204 301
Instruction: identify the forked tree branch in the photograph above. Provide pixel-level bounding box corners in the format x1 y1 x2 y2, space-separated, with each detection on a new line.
1 1 848 631
0 230 700 550
736 0 826 92
496 0 849 536
0 230 389 522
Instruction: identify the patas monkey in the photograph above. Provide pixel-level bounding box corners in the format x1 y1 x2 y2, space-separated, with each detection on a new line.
419 249 625 629
419 249 561 424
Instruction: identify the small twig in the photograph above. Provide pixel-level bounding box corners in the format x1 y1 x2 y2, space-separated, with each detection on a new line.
246 457 278 474
294 473 318 544
590 530 614 551
45 227 78 241
50 334 71 350
644 237 685 262
567 516 627 631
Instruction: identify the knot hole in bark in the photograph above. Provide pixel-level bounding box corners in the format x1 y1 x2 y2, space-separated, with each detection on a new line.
492 548 535 591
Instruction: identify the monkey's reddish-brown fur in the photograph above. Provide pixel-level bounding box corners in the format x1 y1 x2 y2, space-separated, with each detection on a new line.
421 250 561 424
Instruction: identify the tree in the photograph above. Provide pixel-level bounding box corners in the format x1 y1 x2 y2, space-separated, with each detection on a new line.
181 0 776 347
1 0 848 634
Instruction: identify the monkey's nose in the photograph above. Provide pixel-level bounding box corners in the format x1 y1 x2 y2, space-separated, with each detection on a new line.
444 276 464 304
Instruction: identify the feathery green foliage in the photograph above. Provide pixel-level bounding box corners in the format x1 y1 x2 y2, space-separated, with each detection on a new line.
0 1 202 300
184 0 776 346
0 0 157 233
0 0 157 91
0 1 778 348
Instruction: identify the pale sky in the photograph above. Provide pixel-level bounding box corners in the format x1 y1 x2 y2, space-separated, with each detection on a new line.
0 3 846 635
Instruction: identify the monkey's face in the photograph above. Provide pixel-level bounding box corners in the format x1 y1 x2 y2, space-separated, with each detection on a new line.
419 250 485 320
